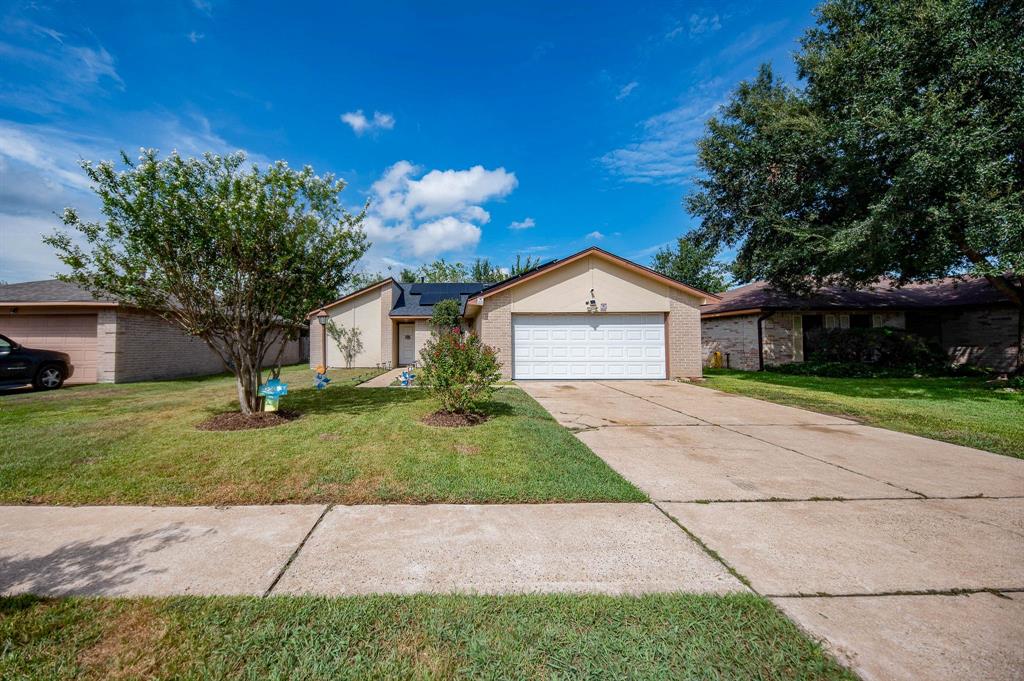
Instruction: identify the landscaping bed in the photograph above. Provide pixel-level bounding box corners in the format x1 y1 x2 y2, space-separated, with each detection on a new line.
0 365 643 505
0 593 855 680
703 369 1024 458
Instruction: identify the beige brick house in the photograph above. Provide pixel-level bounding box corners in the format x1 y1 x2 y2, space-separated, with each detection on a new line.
0 280 306 384
310 247 717 380
701 278 1021 373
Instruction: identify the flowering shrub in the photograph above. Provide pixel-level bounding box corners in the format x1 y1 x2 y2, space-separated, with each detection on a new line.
419 329 502 414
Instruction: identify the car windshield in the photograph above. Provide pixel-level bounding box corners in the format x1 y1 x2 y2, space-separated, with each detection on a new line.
0 337 11 350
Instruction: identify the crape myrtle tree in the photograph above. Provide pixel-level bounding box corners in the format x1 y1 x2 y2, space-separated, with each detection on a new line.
46 150 369 413
687 0 1023 356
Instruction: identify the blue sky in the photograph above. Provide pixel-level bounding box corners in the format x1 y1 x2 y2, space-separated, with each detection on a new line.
0 0 818 282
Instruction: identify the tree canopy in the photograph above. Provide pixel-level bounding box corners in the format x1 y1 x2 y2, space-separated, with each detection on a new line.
46 150 368 413
650 235 730 293
686 0 1023 305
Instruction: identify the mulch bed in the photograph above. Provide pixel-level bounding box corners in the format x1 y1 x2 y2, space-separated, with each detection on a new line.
196 410 301 432
421 411 490 428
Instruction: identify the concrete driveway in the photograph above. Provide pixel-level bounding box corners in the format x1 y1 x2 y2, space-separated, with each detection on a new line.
519 379 1024 681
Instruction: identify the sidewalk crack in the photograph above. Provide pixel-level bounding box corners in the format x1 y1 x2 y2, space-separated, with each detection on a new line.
263 503 333 597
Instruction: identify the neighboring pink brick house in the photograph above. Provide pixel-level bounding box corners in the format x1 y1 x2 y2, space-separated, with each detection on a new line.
701 278 1021 373
310 247 717 380
0 280 306 384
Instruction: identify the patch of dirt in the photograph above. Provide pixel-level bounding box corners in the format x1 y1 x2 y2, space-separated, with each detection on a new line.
78 604 170 679
554 385 578 391
196 410 300 431
421 411 490 428
454 443 481 455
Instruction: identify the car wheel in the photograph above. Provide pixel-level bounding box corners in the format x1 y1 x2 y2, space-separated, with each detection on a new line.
33 364 65 390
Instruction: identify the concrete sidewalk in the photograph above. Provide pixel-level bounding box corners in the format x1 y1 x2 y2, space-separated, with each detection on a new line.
355 367 405 387
0 503 743 597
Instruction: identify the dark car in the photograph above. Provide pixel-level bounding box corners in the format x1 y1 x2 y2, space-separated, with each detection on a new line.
0 333 72 390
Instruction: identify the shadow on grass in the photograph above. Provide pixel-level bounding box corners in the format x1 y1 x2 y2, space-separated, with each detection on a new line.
267 384 424 416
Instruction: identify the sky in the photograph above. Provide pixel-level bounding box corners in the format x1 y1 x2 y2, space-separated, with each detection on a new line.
0 0 819 283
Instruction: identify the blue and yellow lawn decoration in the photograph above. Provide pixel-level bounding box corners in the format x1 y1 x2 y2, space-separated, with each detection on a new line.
313 364 331 390
258 377 288 411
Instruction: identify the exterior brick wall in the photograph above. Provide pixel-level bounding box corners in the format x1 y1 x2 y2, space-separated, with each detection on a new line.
667 289 703 378
940 306 1020 373
762 311 799 367
701 315 760 370
477 291 513 379
112 310 303 383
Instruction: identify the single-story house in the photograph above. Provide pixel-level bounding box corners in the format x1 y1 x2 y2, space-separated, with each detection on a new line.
701 277 1021 372
310 247 717 380
0 280 307 384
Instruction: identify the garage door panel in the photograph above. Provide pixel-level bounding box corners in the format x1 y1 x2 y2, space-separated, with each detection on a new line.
1 314 98 383
512 314 666 380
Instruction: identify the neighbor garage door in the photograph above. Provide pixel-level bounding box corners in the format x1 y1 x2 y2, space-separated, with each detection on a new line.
513 313 666 379
0 315 98 383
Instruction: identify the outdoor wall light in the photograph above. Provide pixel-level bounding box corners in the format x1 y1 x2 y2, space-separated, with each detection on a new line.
316 309 329 326
585 288 599 313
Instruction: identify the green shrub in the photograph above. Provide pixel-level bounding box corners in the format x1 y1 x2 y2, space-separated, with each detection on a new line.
805 327 947 369
430 298 462 332
419 330 502 414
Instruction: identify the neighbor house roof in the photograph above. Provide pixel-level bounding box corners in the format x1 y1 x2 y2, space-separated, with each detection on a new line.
0 280 118 306
701 277 1012 318
469 246 721 304
391 282 487 317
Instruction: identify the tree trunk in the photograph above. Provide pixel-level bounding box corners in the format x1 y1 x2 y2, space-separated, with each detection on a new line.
235 362 262 414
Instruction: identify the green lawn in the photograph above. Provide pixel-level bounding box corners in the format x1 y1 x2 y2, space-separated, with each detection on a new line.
0 365 643 505
703 369 1024 458
0 593 855 680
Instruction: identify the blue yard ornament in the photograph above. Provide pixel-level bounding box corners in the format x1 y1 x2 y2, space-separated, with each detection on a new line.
313 364 331 390
258 377 288 411
400 369 416 387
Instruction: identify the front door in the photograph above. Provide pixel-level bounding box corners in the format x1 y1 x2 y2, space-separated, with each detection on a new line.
398 324 416 365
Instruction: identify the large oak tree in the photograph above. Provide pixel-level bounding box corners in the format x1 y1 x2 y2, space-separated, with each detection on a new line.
687 0 1023 309
47 150 368 413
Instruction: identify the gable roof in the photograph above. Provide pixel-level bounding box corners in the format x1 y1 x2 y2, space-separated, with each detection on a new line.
0 280 118 306
701 277 1012 318
469 247 721 303
309 278 395 318
391 281 486 317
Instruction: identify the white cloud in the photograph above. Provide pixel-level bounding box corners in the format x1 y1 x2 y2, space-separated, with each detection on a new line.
187 31 205 43
616 81 639 100
666 12 722 40
585 231 605 241
360 160 518 263
509 217 535 230
600 97 720 185
340 109 396 135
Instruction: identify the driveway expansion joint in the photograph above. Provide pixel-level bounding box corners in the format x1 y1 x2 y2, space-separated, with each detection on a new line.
767 586 1024 599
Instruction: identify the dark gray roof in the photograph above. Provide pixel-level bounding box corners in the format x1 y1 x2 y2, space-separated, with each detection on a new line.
390 281 486 317
0 279 117 304
702 277 1013 316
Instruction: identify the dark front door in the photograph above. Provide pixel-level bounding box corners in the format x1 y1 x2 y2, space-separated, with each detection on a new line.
802 314 824 359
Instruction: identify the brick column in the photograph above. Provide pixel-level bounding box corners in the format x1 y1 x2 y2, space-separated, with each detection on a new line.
96 309 118 382
667 290 702 378
478 291 513 379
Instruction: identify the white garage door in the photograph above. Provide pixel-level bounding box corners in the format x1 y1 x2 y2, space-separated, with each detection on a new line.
513 313 666 379
0 314 99 383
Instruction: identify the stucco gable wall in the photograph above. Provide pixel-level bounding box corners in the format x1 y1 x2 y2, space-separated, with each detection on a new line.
323 287 383 368
508 255 699 313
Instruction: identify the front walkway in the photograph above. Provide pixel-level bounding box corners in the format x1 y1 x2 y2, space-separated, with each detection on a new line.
355 367 404 387
519 379 1024 681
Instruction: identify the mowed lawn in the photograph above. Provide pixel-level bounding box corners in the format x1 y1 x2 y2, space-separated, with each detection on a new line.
704 369 1024 459
0 594 855 680
0 365 643 505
